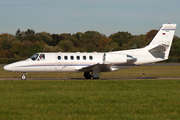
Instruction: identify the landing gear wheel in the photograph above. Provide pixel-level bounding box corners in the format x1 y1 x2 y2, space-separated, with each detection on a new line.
93 77 99 79
84 72 91 79
92 72 99 79
21 74 27 80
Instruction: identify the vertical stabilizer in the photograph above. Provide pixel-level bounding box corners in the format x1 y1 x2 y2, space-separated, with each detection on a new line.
147 24 176 59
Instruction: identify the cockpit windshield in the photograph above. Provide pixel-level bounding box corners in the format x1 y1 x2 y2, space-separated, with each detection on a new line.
30 54 39 61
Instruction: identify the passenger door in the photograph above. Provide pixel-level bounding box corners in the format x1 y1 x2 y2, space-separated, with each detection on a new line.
56 54 63 71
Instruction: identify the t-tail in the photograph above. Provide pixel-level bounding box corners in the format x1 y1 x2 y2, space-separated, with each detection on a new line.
145 23 177 60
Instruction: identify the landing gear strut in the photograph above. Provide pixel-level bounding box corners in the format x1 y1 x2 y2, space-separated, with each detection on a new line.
92 71 99 79
21 73 27 80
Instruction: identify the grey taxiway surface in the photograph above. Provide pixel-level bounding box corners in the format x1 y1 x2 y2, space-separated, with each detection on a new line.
0 77 180 81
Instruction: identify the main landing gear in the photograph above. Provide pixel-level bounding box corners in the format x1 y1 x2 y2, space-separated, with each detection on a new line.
84 72 91 79
84 72 99 79
21 73 27 80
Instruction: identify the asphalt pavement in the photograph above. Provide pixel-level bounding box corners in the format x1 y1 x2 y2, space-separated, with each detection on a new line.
0 77 180 81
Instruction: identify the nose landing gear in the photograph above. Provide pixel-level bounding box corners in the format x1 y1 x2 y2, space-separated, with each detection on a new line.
21 73 27 80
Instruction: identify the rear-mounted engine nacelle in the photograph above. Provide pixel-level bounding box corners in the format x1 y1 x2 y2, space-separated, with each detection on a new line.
103 53 137 64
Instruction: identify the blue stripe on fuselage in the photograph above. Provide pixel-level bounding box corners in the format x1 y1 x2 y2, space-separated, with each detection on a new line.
17 64 93 67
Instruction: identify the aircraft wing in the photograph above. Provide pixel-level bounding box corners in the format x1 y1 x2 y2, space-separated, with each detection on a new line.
76 63 112 72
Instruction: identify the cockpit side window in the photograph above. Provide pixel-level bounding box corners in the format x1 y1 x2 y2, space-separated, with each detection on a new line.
30 54 39 61
39 54 45 60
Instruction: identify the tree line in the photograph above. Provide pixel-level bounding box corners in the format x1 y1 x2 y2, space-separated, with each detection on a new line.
0 28 180 63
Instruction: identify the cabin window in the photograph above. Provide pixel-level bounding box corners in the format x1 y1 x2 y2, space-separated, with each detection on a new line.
83 56 86 60
30 54 39 61
57 56 61 60
39 54 45 60
64 56 68 60
77 56 80 60
70 56 74 60
89 56 93 60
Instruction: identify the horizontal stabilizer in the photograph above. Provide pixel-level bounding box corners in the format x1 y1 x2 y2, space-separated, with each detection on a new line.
149 44 169 53
148 44 169 58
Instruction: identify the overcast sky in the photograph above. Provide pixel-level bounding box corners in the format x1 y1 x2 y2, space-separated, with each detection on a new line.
0 0 180 37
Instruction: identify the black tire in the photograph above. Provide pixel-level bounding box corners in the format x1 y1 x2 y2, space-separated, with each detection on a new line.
21 75 26 80
84 72 91 79
93 77 99 79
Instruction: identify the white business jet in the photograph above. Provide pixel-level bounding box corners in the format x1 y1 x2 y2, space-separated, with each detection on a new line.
4 24 177 80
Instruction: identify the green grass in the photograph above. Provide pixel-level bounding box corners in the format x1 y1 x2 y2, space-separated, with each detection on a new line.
1 65 180 78
0 80 180 119
1 65 180 119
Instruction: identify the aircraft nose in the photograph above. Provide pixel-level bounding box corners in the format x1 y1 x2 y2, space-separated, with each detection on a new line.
4 64 13 71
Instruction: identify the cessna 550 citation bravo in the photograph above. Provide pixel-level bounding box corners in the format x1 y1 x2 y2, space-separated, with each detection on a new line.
4 24 177 80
